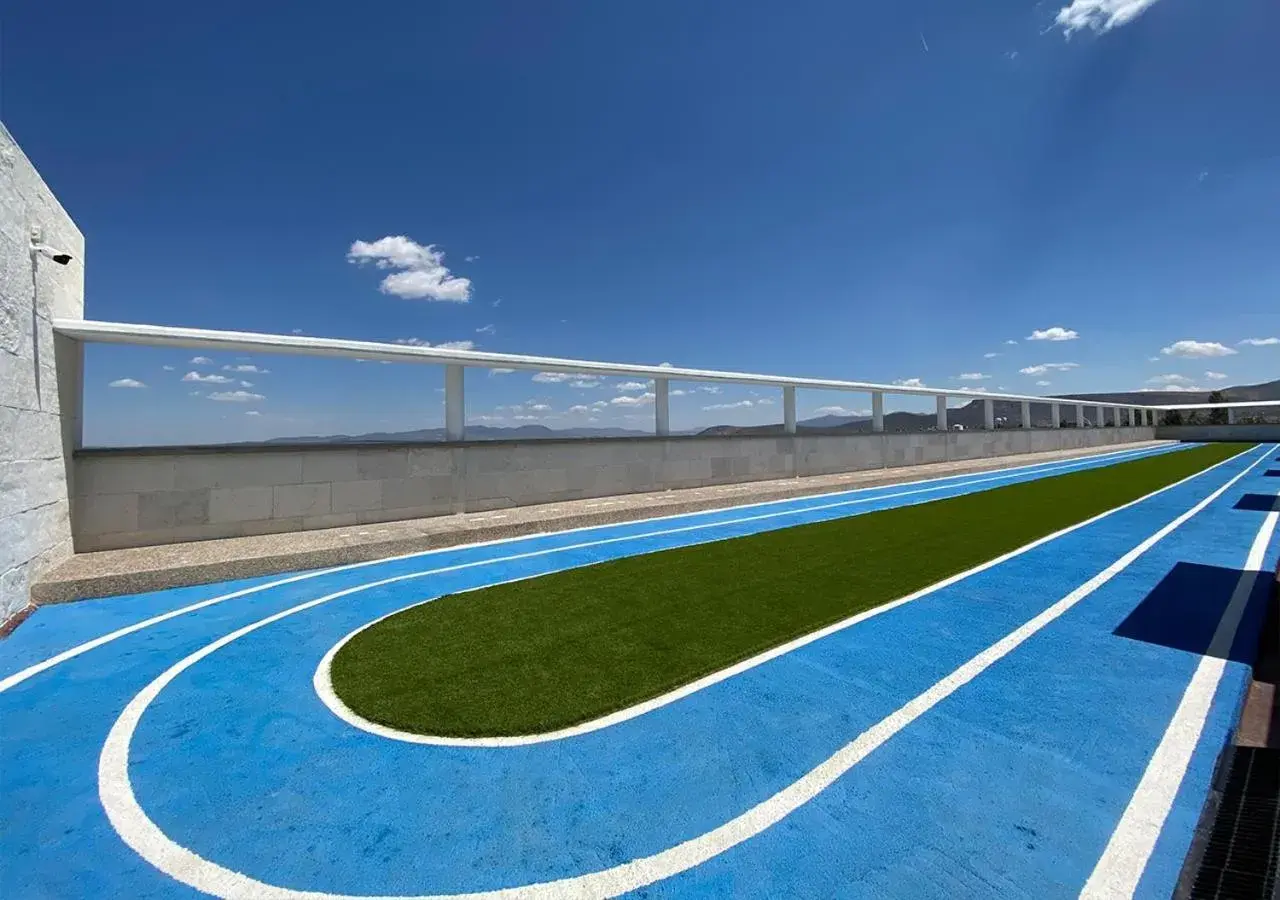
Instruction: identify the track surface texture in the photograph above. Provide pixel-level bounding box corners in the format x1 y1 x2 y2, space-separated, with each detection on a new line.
2 442 1278 899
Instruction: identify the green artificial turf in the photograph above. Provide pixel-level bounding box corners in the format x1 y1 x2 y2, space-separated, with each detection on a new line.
331 442 1252 737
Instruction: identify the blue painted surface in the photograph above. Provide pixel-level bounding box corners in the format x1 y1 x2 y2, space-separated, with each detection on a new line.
1 443 1277 899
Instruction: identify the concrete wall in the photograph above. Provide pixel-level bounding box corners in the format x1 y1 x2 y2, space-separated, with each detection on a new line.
1156 424 1280 443
0 126 85 622
73 426 1155 551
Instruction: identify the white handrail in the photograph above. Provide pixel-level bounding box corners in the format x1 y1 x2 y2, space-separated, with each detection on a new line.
52 318 1277 440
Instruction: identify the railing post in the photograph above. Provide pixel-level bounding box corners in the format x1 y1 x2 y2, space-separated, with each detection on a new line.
935 394 947 431
1096 405 1106 428
1051 402 1060 428
654 377 670 436
53 333 84 454
1076 403 1084 427
872 391 885 432
1227 407 1235 425
783 385 796 434
445 364 466 441
1020 400 1031 429
983 397 994 430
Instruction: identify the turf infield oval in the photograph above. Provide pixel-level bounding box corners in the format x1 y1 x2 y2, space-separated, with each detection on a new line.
329 443 1249 738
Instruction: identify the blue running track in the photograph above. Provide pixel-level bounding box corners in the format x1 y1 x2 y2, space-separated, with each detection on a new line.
2 442 1278 899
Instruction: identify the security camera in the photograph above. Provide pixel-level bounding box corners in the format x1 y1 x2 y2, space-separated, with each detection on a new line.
31 243 73 266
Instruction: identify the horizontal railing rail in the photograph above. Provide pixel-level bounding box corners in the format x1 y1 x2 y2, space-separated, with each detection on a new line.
52 318 1280 442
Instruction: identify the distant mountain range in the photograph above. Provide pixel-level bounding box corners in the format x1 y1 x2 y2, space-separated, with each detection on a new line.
263 378 1279 445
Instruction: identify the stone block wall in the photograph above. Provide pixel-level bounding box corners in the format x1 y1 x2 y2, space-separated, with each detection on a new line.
1154 424 1280 443
73 426 1155 551
0 125 84 622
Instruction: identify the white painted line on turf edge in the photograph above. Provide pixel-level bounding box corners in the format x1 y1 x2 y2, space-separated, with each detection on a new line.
1080 503 1280 898
0 442 1170 695
96 446 1270 899
307 444 1242 746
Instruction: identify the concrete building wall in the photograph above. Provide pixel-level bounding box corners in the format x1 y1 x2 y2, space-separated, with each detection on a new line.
73 426 1155 551
0 125 85 622
1155 424 1280 443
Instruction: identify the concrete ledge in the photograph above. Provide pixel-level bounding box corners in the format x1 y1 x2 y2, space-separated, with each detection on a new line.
32 441 1170 605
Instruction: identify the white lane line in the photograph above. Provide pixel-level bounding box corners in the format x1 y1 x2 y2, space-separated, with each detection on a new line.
1080 507 1280 897
96 446 1269 899
307 444 1241 747
1 443 1171 695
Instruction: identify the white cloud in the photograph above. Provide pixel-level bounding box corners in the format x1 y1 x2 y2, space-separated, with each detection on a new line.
291 328 305 335
208 390 265 403
222 364 270 374
615 380 652 392
813 405 870 417
1160 339 1237 358
1147 373 1194 385
188 390 202 397
533 372 575 384
190 356 213 365
183 371 234 384
569 379 601 389
983 352 1000 359
1055 0 1165 35
240 380 254 388
162 365 175 371
347 236 472 302
464 255 479 263
109 378 145 389
526 403 552 412
610 392 655 407
757 398 775 405
476 324 496 335
894 378 926 388
1019 363 1079 376
590 401 608 410
568 405 591 414
955 372 990 381
1027 326 1079 342
700 386 722 394
1036 380 1052 387
1205 371 1228 381
1239 337 1280 347
669 389 688 396
658 362 674 368
1004 340 1018 346
489 368 514 376
245 410 261 417
1147 356 1160 362
704 400 754 411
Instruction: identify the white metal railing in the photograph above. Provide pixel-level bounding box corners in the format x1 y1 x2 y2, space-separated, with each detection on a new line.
52 319 1280 443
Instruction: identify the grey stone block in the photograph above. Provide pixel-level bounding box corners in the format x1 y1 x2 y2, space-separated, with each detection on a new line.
76 455 177 495
356 449 408 480
174 453 303 490
137 490 210 530
408 447 453 476
72 492 138 536
379 476 445 511
301 451 359 484
331 479 382 514
273 483 331 518
209 486 274 524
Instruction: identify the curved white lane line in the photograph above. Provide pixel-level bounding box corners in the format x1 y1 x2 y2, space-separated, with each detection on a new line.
1 442 1169 696
308 446 1251 750
97 447 1268 900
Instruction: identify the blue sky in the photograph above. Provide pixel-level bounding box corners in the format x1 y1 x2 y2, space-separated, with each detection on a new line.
6 0 1278 445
